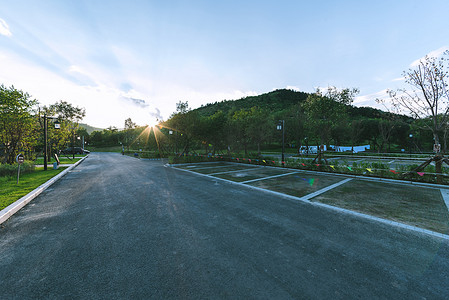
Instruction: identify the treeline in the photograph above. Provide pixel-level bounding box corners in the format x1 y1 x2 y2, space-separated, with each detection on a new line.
0 84 85 164
158 88 433 156
80 88 440 157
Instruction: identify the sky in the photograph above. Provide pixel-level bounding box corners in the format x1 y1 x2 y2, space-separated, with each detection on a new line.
1 0 448 129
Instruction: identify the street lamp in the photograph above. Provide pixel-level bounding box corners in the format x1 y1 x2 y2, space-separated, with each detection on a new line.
43 114 60 171
304 137 309 156
277 120 285 165
169 130 177 154
409 134 413 157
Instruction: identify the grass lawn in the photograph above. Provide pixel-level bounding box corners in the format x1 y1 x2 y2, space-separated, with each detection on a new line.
0 167 66 211
34 156 84 166
311 179 449 234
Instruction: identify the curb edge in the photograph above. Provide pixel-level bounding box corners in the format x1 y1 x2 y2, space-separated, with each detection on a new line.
0 155 88 225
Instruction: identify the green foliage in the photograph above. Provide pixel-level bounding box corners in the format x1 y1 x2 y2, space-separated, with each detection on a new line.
0 85 38 164
0 161 35 177
197 89 309 117
38 100 86 154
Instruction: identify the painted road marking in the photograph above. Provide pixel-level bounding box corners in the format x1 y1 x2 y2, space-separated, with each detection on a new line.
172 164 449 241
182 164 234 171
240 172 300 184
209 167 261 176
301 178 353 201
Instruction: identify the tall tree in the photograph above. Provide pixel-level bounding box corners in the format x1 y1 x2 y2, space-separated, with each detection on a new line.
247 107 272 155
302 87 359 148
0 85 38 164
39 100 86 158
387 51 449 178
124 117 137 150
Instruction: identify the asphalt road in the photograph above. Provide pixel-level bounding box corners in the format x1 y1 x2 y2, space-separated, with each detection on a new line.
1 152 448 299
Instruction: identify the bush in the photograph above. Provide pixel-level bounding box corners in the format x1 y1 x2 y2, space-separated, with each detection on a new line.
0 161 35 177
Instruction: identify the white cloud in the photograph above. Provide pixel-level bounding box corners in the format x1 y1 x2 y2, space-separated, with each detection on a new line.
0 48 261 128
354 89 390 110
410 45 449 67
285 85 302 92
0 18 12 37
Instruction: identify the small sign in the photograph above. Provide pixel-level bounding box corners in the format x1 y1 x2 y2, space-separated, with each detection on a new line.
16 153 24 164
434 143 441 153
16 153 24 184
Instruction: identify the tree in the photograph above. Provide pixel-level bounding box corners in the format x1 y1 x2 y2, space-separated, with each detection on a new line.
124 118 137 150
0 85 38 164
230 109 252 156
388 51 449 178
303 87 359 148
164 101 199 155
283 103 306 152
39 100 86 159
247 107 272 155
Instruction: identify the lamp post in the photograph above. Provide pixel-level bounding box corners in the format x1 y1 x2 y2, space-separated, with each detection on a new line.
43 114 60 171
409 134 413 157
169 130 177 154
277 120 285 166
304 137 308 156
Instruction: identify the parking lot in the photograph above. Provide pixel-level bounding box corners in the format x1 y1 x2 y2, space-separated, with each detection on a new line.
173 161 449 235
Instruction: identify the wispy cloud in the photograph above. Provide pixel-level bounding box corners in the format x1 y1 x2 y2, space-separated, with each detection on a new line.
410 45 449 67
354 89 390 110
121 89 150 108
0 18 12 37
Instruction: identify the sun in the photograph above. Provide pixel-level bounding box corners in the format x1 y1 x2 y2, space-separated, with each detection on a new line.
147 119 159 129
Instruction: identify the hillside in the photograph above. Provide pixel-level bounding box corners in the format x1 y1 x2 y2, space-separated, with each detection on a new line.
79 123 103 134
193 88 405 121
195 89 309 116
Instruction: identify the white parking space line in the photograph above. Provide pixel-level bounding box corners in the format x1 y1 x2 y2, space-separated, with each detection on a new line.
209 168 262 175
172 163 449 241
301 178 353 201
183 164 234 171
440 189 449 213
241 172 299 184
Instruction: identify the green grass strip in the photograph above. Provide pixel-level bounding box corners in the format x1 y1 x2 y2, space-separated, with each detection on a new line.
0 167 67 210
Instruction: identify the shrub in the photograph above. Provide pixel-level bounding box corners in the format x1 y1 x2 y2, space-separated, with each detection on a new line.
0 161 35 177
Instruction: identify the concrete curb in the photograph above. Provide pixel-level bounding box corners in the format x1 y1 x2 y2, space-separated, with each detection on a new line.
0 155 88 225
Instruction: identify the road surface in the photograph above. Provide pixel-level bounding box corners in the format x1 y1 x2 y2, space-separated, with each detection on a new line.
1 152 448 299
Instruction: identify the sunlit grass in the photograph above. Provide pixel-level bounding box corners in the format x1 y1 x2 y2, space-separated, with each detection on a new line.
0 167 66 211
34 157 83 165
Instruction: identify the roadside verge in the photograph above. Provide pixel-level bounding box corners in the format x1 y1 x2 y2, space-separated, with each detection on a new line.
0 155 88 225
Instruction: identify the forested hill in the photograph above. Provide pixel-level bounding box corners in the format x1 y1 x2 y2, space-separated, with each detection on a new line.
79 123 103 134
195 89 309 116
193 88 407 121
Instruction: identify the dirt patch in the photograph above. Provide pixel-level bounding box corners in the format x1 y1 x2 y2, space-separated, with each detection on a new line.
311 180 449 234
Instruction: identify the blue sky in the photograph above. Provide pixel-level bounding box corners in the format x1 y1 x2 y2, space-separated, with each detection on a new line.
1 0 448 128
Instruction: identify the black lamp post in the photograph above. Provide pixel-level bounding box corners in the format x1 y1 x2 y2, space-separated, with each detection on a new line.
169 130 178 154
277 120 285 165
43 115 60 170
304 137 308 156
409 134 413 157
